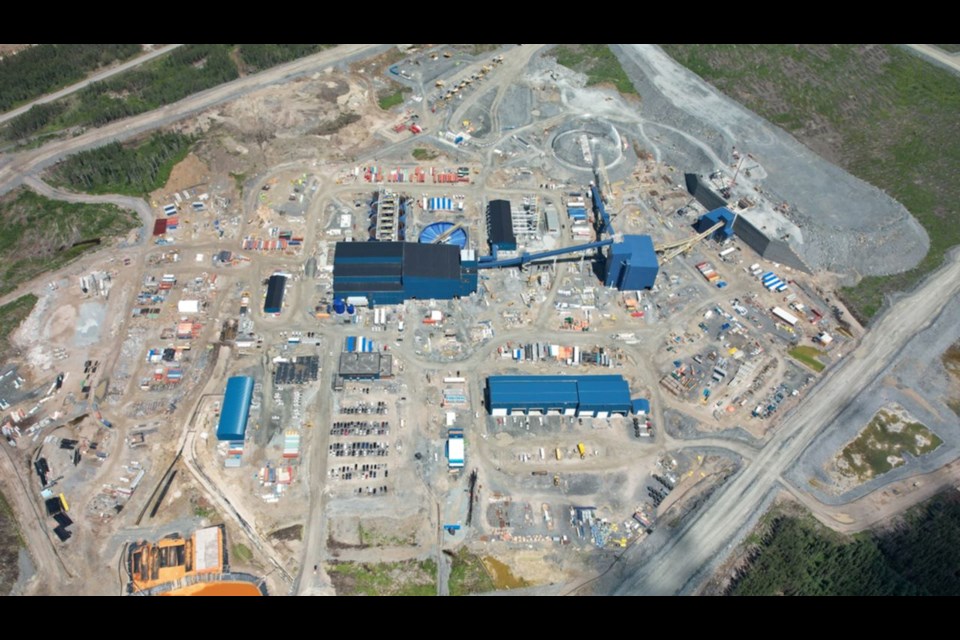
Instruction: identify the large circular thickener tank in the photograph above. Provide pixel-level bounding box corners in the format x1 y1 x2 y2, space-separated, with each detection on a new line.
418 222 468 249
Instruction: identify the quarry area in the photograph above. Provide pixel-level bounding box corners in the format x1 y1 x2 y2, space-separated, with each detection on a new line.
0 43 958 597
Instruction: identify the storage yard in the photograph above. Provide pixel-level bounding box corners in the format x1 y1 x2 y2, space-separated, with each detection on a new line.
1 43 957 597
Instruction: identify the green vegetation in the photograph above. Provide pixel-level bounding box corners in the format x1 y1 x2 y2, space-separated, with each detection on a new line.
378 86 410 110
312 112 360 136
230 172 246 196
3 45 343 141
193 504 217 519
788 345 827 372
0 489 23 596
730 493 960 595
448 549 496 596
662 45 960 322
933 44 960 53
551 45 637 96
357 522 415 547
237 45 334 72
269 524 303 542
48 132 192 197
0 294 38 355
0 44 141 114
327 560 436 596
0 189 139 296
838 409 942 480
231 543 253 563
412 147 438 161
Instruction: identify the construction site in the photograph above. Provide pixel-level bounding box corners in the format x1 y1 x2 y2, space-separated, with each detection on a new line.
2 43 957 597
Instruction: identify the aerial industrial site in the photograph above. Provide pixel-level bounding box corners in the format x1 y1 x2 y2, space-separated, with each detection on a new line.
1 44 959 597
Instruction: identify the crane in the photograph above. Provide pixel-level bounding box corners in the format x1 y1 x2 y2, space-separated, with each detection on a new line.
655 221 724 263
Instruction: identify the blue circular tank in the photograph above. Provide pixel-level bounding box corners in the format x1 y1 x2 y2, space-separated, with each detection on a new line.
346 304 356 315
333 298 346 314
419 221 468 249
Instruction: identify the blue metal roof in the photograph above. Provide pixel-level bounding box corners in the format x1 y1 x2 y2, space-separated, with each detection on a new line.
216 376 254 441
486 375 631 413
632 398 650 414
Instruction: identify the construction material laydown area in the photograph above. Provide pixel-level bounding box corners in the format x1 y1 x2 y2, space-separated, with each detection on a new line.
0 43 958 597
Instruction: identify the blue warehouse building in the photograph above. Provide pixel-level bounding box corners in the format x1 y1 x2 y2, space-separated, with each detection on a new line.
333 241 478 305
216 376 255 442
486 200 516 251
485 374 632 418
264 274 287 314
604 235 659 291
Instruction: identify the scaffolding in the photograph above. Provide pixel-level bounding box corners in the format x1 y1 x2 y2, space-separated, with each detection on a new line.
511 195 541 246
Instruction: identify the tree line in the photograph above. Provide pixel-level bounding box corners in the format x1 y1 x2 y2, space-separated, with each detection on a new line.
4 45 339 141
728 493 960 596
0 44 141 113
48 132 193 197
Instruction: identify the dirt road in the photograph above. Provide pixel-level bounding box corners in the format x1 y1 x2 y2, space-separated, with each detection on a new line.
611 249 960 595
0 45 185 126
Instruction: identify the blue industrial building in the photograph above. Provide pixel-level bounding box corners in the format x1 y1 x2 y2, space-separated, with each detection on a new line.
486 200 516 251
332 241 478 305
264 274 287 314
216 376 255 441
485 375 632 417
695 208 736 239
604 235 659 291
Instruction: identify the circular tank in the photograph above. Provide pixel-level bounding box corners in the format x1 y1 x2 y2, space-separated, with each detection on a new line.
333 298 346 315
418 221 468 249
346 304 356 315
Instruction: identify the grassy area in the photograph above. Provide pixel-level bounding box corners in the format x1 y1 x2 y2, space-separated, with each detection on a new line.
788 345 827 372
0 44 141 114
0 294 38 355
838 409 942 481
4 45 340 141
47 131 192 197
377 85 410 111
0 489 23 596
312 111 360 136
663 45 960 323
933 44 960 53
550 45 637 96
447 548 496 596
0 188 139 296
412 147 438 161
236 44 335 73
231 543 253 563
943 341 960 416
327 560 436 596
730 492 960 595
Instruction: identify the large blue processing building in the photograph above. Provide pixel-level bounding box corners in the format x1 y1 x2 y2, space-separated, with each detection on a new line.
216 376 255 441
332 241 478 305
485 375 632 417
604 235 659 291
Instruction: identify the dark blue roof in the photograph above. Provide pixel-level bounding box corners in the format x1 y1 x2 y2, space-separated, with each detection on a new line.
217 376 254 441
631 398 650 414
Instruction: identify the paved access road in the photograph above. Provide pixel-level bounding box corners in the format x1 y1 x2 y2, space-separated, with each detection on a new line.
613 250 960 595
905 44 960 74
0 45 186 126
0 44 389 195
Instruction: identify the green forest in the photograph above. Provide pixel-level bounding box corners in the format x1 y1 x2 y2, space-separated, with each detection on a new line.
729 492 960 596
48 132 193 196
0 189 139 295
0 44 141 113
4 44 337 141
237 45 334 72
